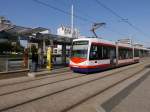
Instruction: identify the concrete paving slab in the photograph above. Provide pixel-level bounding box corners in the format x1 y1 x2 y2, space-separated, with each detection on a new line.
111 69 150 112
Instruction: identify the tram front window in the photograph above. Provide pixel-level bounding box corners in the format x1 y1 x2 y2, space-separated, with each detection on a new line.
72 41 89 58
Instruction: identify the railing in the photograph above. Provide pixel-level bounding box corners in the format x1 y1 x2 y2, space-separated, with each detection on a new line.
0 58 8 72
0 58 29 72
0 56 70 73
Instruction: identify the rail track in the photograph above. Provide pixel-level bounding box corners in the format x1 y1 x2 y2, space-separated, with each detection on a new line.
0 62 143 96
0 71 72 87
0 57 148 87
0 58 149 112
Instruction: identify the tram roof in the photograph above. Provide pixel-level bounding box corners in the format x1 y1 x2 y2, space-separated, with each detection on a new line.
133 45 150 51
117 42 132 48
140 47 150 51
73 37 116 45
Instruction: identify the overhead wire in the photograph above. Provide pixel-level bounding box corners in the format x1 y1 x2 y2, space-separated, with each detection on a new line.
33 0 128 37
94 0 150 38
33 0 94 23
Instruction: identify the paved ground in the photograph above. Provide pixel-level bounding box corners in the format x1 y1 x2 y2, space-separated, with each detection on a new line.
111 70 150 112
0 61 148 112
0 58 149 112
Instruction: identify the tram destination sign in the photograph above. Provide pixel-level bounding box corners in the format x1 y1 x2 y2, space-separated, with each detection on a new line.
73 41 88 45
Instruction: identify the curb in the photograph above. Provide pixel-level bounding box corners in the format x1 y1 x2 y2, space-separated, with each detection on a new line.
0 69 29 74
28 67 70 77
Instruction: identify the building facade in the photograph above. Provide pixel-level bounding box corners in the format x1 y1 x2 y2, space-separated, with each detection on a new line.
57 25 80 38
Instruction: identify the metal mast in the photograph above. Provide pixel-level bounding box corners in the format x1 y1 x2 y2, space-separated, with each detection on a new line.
90 22 106 38
71 4 74 38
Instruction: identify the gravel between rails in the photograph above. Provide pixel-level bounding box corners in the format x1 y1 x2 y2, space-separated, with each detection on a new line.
1 61 147 112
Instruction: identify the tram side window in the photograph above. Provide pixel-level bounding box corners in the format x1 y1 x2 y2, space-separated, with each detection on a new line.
102 46 116 59
102 46 109 59
119 48 125 59
110 47 116 59
89 44 102 60
119 48 133 59
129 50 133 58
134 49 139 57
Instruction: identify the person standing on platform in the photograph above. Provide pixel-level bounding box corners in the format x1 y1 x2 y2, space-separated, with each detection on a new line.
38 48 44 68
47 47 52 70
23 48 28 68
31 45 38 72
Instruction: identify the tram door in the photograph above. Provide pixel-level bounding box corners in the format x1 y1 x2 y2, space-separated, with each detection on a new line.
110 48 116 65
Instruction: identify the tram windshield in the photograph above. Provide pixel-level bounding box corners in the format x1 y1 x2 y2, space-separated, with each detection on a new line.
72 41 89 58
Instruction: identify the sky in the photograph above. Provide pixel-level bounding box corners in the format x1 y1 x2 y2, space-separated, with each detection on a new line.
0 0 150 47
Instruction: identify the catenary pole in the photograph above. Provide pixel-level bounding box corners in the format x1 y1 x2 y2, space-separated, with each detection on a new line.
71 4 74 38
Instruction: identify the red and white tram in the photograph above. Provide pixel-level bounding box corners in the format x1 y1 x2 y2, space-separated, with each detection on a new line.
70 38 140 73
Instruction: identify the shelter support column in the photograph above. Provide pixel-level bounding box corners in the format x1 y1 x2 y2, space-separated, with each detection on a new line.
116 42 119 65
62 44 66 65
43 38 46 54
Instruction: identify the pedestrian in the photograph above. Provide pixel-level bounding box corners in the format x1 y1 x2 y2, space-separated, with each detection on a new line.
31 45 38 72
23 48 28 68
38 48 44 68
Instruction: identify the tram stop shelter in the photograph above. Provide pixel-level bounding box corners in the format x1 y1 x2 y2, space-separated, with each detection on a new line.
1 24 74 69
31 33 74 65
